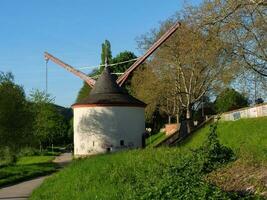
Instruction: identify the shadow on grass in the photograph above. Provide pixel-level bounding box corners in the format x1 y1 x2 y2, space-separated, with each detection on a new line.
0 162 58 188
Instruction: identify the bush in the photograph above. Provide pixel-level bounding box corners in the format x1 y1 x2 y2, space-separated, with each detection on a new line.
196 122 236 173
18 147 40 157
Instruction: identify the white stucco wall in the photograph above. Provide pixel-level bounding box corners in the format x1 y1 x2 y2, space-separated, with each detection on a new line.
73 106 145 157
221 103 267 121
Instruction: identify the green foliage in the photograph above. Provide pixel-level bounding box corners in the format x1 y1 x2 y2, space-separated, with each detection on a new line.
145 132 167 147
179 117 267 162
76 82 91 102
29 90 68 150
76 68 100 103
111 51 137 74
196 123 236 173
30 134 258 200
100 40 112 71
0 72 33 162
215 88 249 113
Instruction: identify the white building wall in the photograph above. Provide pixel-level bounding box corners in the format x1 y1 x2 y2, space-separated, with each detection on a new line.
73 106 145 157
221 103 267 121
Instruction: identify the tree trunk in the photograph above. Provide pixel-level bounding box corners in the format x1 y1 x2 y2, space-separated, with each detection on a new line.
186 106 193 133
186 107 191 120
168 115 171 124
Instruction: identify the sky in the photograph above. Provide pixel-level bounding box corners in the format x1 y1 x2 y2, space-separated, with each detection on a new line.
0 0 202 107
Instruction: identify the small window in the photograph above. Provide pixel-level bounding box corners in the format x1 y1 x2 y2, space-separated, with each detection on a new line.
92 141 95 146
120 140 124 146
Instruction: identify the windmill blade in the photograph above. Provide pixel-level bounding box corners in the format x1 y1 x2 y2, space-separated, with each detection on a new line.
116 21 181 86
44 52 96 87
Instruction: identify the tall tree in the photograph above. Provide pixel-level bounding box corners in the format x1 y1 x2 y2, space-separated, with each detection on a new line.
198 0 267 76
215 88 249 112
29 90 67 150
134 19 234 128
111 51 137 74
0 72 32 161
100 40 112 71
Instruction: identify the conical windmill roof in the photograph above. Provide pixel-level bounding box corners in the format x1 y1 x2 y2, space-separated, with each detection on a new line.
72 67 146 107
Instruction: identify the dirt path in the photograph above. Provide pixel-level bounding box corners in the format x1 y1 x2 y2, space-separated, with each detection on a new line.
0 153 72 200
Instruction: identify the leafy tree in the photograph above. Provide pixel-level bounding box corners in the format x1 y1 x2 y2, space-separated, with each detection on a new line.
0 72 32 162
100 40 112 72
133 16 234 129
111 51 137 74
29 90 67 150
199 0 266 77
214 88 249 113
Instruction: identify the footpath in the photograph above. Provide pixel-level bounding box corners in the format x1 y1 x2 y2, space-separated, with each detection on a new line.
0 153 72 200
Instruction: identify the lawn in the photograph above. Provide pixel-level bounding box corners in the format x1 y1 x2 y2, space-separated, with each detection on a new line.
178 117 267 197
145 132 167 147
29 117 267 199
179 117 267 162
0 155 57 187
30 148 262 200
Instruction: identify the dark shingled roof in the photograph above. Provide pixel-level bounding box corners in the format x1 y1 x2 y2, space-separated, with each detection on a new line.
73 67 146 107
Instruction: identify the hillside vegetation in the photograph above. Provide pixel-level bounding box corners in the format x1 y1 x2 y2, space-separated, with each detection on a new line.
145 132 167 147
30 122 265 200
179 117 267 162
179 117 267 197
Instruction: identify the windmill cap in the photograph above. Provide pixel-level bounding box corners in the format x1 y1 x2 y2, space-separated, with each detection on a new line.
72 67 146 108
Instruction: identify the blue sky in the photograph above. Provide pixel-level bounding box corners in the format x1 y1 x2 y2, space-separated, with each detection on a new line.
0 0 202 107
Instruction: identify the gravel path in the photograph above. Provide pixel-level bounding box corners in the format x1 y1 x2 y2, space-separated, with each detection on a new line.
0 153 72 200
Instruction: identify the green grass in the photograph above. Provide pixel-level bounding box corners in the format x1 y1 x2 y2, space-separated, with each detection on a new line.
30 118 267 199
145 132 167 147
179 117 267 162
0 155 57 187
30 148 262 200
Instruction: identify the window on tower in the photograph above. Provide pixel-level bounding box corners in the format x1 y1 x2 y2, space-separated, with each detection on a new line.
120 140 124 146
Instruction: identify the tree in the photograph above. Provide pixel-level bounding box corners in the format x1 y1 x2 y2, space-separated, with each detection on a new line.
198 0 267 76
214 88 249 113
100 40 112 71
111 51 137 74
0 72 32 161
111 51 137 94
30 90 67 150
134 16 234 130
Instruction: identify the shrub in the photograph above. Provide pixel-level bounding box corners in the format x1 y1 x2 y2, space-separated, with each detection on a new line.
196 122 236 173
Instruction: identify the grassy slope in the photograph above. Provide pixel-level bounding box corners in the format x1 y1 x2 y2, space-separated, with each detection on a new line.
145 132 167 147
179 117 267 162
0 156 57 187
31 148 264 200
179 117 267 197
30 117 267 199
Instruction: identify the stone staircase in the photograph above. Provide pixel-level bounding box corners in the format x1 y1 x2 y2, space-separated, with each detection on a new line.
155 116 215 147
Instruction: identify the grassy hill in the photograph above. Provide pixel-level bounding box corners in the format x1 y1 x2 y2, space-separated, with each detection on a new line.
179 117 267 197
179 117 267 162
30 117 267 199
145 132 167 147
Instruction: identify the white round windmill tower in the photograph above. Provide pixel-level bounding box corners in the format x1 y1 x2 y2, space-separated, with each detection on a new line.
72 64 146 157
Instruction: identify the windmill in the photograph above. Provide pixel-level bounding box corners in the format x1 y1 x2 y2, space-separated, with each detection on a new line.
44 22 181 157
